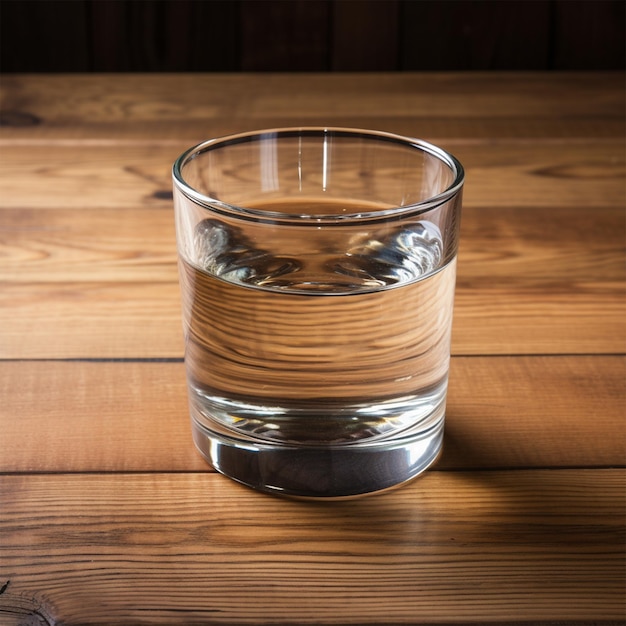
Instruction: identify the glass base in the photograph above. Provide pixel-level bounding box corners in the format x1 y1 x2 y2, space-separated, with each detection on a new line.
191 407 445 499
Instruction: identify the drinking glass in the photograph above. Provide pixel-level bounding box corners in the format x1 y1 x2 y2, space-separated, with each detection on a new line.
173 128 464 498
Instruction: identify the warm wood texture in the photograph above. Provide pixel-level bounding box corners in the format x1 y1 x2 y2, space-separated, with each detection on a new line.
1 73 624 140
1 204 624 359
1 143 624 209
1 471 624 624
1 356 624 473
0 73 624 625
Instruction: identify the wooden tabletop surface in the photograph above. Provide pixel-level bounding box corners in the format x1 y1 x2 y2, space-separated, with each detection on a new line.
1 72 624 625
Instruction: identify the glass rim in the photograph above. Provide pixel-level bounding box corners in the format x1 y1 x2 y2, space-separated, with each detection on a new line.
172 127 464 224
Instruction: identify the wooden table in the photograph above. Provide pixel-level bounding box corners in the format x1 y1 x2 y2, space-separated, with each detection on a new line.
1 73 624 625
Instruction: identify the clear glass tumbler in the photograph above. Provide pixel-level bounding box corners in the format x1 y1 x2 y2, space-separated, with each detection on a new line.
173 128 464 498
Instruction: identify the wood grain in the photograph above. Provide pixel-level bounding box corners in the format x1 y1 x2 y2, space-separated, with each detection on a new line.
0 207 178 283
1 357 623 473
0 73 624 626
0 278 622 358
1 142 623 211
2 205 623 284
0 282 185 359
1 470 624 624
0 73 623 140
1 201 623 358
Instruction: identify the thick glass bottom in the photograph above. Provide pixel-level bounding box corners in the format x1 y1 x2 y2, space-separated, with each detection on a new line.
190 405 445 499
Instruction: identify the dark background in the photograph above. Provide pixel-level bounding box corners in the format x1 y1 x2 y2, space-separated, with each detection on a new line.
0 0 624 72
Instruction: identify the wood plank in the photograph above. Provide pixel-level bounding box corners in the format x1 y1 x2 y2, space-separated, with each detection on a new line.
1 470 624 624
452 288 625 355
2 205 623 284
1 72 621 122
1 201 623 358
455 195 626 354
0 282 185 359
0 207 178 283
0 357 623 473
0 361 202 473
1 279 622 358
0 144 181 210
1 73 623 140
0 142 623 211
1 114 621 143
